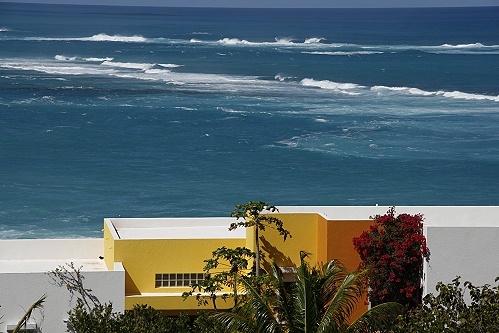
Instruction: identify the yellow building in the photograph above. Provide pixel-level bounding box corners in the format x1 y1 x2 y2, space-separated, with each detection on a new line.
103 208 372 317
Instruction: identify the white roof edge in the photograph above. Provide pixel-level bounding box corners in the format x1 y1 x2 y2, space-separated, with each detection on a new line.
276 206 499 227
105 218 121 239
114 262 125 271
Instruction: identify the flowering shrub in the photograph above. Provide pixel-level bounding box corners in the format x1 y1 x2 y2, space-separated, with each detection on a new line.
353 207 430 309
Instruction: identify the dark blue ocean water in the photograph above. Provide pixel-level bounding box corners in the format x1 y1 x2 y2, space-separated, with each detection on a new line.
1 3 498 238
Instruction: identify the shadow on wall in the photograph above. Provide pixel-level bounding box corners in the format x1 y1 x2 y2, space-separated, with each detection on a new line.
260 236 295 273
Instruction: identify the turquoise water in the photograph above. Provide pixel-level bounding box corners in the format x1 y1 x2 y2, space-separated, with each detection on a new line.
1 3 498 238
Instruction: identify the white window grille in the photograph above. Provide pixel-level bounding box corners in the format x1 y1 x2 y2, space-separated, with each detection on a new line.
155 273 206 288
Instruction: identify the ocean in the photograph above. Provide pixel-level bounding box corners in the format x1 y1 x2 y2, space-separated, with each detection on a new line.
1 3 498 238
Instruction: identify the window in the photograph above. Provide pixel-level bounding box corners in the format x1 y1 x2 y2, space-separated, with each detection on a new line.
155 273 206 288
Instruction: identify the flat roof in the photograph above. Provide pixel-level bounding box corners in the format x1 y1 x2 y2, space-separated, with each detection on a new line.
0 258 108 273
107 217 246 240
277 206 499 227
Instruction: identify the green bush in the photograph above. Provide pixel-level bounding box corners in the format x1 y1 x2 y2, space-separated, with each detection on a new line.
68 300 227 333
395 277 499 333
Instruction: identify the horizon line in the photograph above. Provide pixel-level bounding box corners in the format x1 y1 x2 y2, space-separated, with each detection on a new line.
3 1 499 9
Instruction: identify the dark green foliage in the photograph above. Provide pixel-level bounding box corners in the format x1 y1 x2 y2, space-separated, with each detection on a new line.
214 254 405 333
182 246 256 309
230 201 291 277
229 202 290 242
193 311 229 333
183 201 291 309
395 277 499 333
68 300 227 333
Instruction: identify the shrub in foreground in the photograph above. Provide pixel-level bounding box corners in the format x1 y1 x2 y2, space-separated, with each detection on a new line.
395 277 499 333
68 300 227 333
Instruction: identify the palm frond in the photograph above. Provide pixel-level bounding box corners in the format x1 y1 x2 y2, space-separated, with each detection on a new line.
316 272 362 333
294 259 320 333
270 262 296 332
346 302 405 333
319 261 350 310
213 310 256 333
13 295 46 333
223 277 283 333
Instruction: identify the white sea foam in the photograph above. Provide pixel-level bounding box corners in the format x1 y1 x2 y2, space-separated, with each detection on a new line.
437 91 499 102
101 60 154 71
304 37 324 44
55 55 115 62
371 86 435 96
0 27 11 32
84 57 114 62
218 107 246 113
144 68 171 74
415 42 499 54
216 37 321 46
55 55 77 61
371 85 499 101
158 63 183 68
275 73 296 82
440 43 487 48
314 118 329 123
0 62 116 75
303 51 383 56
300 78 364 95
218 38 254 45
275 37 294 45
26 33 148 43
81 33 147 42
301 78 499 102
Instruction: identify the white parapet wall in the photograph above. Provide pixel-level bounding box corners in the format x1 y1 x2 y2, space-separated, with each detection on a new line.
0 239 125 333
424 226 499 295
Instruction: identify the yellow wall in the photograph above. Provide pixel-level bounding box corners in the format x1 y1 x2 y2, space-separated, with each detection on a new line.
103 220 115 271
256 213 319 271
125 294 233 313
113 238 246 295
105 214 375 316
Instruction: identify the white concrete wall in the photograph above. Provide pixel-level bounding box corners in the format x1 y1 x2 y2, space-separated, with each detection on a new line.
424 226 499 296
0 239 103 260
0 240 125 333
0 268 124 333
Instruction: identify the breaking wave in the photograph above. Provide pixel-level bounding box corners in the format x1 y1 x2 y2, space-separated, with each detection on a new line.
158 63 183 68
303 51 384 56
217 37 297 46
3 56 498 103
304 37 324 44
300 78 365 95
26 33 150 43
301 78 499 102
81 33 148 42
9 33 499 55
55 55 114 62
101 60 155 71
